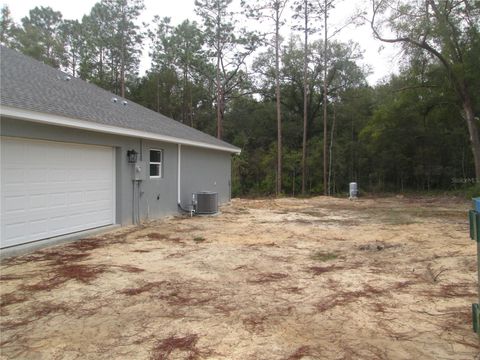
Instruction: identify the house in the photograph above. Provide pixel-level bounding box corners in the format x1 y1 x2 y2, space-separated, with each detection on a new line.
0 46 240 250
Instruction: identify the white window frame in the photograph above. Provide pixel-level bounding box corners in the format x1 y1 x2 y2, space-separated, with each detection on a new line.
149 149 163 179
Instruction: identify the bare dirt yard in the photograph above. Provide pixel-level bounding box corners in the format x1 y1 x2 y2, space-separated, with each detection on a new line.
0 196 478 359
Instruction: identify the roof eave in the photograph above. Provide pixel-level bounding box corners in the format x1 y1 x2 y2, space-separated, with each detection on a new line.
0 105 241 154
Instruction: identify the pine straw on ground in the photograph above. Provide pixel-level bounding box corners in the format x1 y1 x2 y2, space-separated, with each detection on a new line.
150 334 212 360
0 196 476 359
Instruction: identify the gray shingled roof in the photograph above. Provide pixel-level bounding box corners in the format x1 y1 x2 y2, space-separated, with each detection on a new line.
0 46 239 153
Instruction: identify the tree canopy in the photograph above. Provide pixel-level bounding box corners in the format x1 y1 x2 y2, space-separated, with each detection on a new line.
1 0 478 196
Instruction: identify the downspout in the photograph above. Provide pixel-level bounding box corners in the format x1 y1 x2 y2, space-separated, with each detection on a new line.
138 139 143 223
177 143 181 205
177 143 195 215
132 140 143 225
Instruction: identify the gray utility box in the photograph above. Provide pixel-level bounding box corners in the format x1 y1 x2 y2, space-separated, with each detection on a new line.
132 161 147 181
195 191 218 214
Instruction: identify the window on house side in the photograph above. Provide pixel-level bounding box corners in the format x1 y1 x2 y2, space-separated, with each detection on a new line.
150 149 163 178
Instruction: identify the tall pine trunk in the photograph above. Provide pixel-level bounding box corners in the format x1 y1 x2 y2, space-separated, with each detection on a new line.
301 0 308 195
275 2 282 195
328 102 336 195
216 2 223 139
323 0 328 195
120 11 126 98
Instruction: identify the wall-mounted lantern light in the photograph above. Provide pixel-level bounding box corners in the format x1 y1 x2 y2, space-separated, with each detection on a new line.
127 149 138 163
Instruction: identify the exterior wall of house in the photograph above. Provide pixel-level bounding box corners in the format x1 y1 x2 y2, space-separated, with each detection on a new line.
180 145 232 207
1 117 233 229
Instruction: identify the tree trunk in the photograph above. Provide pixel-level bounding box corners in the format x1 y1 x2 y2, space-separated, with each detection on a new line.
462 90 480 180
328 102 336 195
120 15 126 98
120 58 125 97
275 2 282 195
99 48 104 84
72 51 76 78
323 0 328 195
301 0 308 195
216 3 222 139
183 65 188 124
189 83 194 127
156 73 160 113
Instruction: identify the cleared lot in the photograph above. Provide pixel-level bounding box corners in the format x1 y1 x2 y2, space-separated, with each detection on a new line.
0 196 477 359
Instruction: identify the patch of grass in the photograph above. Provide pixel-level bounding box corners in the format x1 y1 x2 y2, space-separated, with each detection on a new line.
193 236 206 243
310 251 338 262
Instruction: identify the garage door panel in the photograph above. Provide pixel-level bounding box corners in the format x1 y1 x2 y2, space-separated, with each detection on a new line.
29 220 49 237
4 195 27 212
28 169 49 183
29 194 48 209
1 137 115 248
3 168 25 185
3 225 27 246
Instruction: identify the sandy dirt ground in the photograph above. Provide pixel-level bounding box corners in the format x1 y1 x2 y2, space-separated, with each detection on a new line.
0 196 478 359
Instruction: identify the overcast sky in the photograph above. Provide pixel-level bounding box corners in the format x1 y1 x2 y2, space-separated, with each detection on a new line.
1 0 402 84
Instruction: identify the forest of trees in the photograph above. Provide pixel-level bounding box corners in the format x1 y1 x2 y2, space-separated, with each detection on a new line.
1 0 479 197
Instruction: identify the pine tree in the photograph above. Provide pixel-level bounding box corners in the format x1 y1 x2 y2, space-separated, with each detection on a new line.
18 6 65 68
195 0 258 139
0 5 19 48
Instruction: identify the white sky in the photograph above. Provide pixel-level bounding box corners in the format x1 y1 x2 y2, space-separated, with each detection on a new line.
1 0 401 85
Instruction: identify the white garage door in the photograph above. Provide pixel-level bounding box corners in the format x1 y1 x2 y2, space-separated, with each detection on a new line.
1 137 115 248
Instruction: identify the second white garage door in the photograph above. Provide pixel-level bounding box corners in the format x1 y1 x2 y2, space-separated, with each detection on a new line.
1 137 115 248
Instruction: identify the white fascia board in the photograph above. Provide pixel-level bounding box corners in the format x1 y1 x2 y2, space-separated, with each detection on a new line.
0 105 241 154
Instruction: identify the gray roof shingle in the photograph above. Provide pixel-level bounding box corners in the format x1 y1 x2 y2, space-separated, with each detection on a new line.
0 46 239 153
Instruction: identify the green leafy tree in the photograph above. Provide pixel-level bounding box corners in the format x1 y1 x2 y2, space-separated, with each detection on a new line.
361 63 470 191
371 0 480 180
